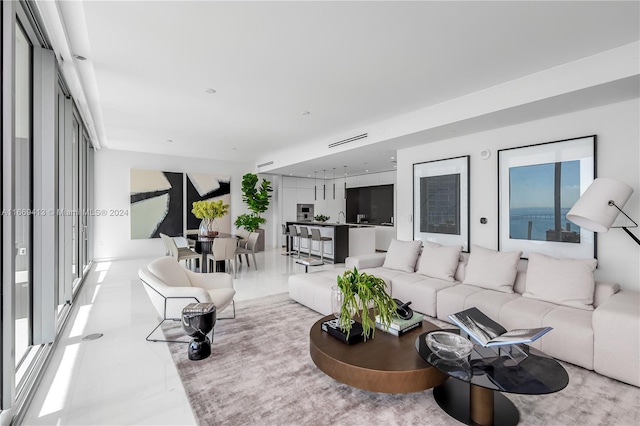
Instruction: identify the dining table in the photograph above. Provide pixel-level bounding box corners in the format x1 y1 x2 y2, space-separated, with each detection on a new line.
186 233 238 273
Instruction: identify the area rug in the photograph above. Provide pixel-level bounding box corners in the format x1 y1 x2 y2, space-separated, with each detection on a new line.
162 293 640 426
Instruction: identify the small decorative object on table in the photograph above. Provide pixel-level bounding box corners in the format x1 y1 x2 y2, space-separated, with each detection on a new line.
426 331 474 360
334 267 396 341
192 200 230 237
314 214 330 222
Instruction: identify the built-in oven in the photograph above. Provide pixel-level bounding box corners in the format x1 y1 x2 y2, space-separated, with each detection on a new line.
296 204 314 221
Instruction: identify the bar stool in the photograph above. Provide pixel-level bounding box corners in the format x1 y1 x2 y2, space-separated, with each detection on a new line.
288 225 301 257
311 228 333 263
281 224 291 255
299 227 312 259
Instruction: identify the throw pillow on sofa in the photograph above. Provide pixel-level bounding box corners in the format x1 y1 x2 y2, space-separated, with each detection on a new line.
382 239 423 273
462 245 522 293
415 242 462 281
523 252 597 310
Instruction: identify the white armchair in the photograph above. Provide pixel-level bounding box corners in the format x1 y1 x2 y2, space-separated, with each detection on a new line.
138 257 236 342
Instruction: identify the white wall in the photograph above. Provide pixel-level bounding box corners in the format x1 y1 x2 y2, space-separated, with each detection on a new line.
397 99 639 291
93 149 252 259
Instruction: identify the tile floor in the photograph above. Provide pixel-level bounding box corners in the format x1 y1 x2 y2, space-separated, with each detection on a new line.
22 247 341 425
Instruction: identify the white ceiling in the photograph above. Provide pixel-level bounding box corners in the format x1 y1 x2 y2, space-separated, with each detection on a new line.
55 1 640 177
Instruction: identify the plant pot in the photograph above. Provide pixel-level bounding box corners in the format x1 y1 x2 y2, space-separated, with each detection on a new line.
255 228 265 252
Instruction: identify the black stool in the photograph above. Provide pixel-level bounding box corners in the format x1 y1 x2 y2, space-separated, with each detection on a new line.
182 302 217 361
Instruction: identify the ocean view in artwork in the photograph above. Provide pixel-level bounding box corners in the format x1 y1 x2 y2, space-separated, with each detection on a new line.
509 160 581 243
509 207 581 242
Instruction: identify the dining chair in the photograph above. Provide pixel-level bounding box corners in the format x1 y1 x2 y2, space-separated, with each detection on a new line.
207 237 238 277
160 233 200 271
236 232 259 270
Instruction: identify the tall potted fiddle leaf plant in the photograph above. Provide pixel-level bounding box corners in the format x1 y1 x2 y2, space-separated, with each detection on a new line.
234 173 273 250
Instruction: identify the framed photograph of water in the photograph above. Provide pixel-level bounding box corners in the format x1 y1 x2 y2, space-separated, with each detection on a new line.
498 135 596 259
413 156 470 251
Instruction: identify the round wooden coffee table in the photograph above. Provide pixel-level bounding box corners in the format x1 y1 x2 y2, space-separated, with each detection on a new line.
309 314 448 393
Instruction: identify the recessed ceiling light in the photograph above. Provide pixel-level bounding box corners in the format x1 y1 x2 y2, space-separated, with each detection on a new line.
73 54 87 61
290 173 293 176
301 111 311 116
394 165 397 168
205 88 216 94
391 156 395 160
365 169 369 172
307 175 311 177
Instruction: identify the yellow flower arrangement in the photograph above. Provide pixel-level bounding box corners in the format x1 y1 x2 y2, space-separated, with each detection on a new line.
191 200 230 219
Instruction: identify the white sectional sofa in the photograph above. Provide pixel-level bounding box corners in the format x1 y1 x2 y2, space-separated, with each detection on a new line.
288 240 640 387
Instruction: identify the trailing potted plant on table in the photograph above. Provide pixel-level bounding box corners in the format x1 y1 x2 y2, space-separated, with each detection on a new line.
334 267 396 341
234 173 273 250
192 200 230 236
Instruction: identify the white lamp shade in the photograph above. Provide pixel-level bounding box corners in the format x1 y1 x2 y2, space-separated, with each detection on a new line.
566 178 634 233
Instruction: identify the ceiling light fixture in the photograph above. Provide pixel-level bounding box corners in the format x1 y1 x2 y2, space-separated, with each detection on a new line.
167 139 173 143
323 170 326 200
343 166 347 200
205 88 216 94
73 54 87 61
333 168 336 199
301 111 311 116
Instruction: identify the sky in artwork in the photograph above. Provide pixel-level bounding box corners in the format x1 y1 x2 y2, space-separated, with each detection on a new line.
509 160 580 209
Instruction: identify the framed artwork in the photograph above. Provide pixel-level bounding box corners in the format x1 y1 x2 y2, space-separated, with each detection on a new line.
130 169 184 239
498 135 596 259
186 173 232 233
413 156 470 251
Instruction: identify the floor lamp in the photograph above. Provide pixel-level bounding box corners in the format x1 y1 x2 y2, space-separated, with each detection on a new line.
566 177 639 245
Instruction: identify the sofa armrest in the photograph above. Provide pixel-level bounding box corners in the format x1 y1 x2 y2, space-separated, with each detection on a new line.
593 281 620 308
345 253 387 270
593 290 640 387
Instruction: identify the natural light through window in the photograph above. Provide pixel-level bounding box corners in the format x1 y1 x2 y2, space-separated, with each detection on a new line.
69 305 93 339
38 343 79 417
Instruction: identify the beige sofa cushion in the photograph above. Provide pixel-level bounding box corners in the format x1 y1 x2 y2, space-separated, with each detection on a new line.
415 242 462 282
523 252 597 310
462 245 521 293
382 239 422 272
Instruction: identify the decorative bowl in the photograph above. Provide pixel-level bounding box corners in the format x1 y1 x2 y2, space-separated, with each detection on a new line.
426 331 474 360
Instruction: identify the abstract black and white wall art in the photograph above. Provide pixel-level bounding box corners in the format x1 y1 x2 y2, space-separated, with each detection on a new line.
186 173 232 233
130 169 184 239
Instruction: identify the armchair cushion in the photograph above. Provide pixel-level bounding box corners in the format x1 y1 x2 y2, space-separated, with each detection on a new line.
382 239 422 272
147 257 191 287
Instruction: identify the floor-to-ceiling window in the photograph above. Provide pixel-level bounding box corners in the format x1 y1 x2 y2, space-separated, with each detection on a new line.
1 1 95 421
13 18 33 373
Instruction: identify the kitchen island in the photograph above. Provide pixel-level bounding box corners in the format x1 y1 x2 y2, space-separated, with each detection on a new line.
286 221 376 263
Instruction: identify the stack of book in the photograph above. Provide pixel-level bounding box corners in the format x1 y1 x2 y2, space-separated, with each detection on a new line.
375 313 424 336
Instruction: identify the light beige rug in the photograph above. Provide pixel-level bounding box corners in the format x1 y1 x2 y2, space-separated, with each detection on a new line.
163 293 640 426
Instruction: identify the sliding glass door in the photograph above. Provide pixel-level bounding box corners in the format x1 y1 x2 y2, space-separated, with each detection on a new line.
14 16 33 373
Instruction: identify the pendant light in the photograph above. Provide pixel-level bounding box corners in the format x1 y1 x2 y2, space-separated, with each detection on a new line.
333 168 336 199
343 166 347 200
323 170 326 200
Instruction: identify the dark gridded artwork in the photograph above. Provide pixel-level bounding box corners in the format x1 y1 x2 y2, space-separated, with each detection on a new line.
420 174 460 235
